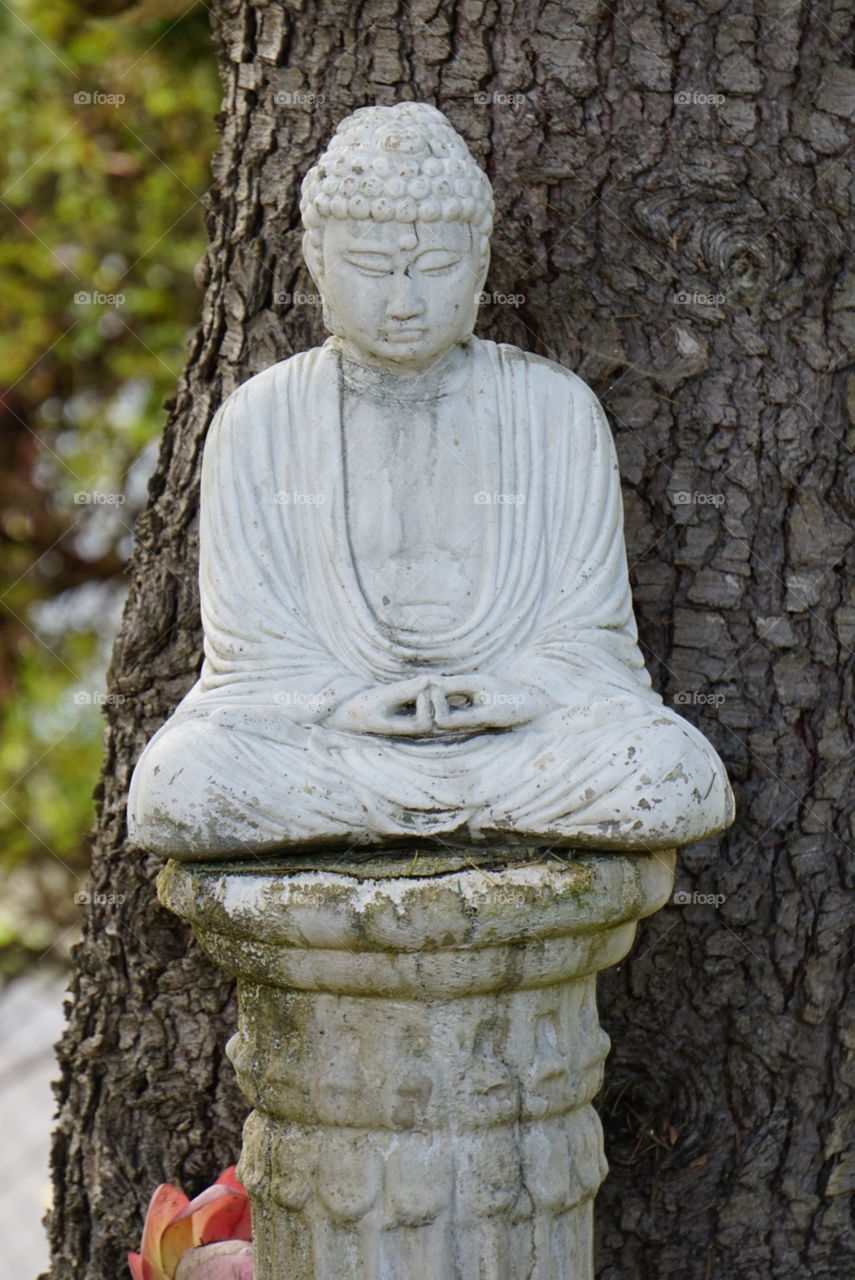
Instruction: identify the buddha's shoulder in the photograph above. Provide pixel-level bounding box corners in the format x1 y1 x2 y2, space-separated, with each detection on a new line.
472 338 602 408
219 347 324 411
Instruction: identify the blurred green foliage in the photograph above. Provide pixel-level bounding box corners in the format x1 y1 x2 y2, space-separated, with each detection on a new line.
0 0 218 973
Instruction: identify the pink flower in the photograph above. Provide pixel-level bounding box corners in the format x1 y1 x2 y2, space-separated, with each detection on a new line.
174 1240 254 1280
128 1166 252 1280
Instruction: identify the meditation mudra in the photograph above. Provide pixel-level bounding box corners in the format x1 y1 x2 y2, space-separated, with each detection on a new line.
128 102 734 858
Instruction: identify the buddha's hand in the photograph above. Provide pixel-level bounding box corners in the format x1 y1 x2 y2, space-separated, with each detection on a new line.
324 676 438 736
430 675 554 732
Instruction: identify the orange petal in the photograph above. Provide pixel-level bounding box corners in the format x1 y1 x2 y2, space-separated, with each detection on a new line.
163 1187 246 1271
166 1187 247 1255
140 1183 190 1274
214 1167 244 1193
231 1198 252 1243
196 1192 252 1246
163 1188 234 1271
127 1252 165 1280
182 1185 235 1221
160 1214 199 1277
212 1169 251 1239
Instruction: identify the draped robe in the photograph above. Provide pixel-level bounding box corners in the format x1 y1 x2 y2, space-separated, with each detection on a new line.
128 336 733 856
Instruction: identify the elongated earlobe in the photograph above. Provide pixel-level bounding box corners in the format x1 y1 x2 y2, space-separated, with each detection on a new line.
321 295 344 337
302 229 324 290
303 227 343 336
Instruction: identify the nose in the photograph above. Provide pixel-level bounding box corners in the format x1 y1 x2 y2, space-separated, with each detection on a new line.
386 268 425 322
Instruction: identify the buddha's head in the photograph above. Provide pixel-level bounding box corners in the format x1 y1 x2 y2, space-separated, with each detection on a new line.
301 102 494 372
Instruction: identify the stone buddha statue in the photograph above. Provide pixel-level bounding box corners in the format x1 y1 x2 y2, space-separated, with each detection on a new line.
128 102 734 858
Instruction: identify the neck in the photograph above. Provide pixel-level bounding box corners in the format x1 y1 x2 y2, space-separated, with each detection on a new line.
332 338 472 403
332 336 469 384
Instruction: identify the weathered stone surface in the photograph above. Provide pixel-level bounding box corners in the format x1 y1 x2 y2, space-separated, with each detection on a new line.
126 103 726 1280
159 851 675 1280
128 103 733 860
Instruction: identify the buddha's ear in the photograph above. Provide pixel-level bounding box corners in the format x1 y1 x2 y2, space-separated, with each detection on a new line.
303 226 344 337
467 223 490 301
302 229 324 290
474 246 490 297
465 242 491 333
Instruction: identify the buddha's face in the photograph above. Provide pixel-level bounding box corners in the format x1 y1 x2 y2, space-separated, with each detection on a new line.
306 217 488 372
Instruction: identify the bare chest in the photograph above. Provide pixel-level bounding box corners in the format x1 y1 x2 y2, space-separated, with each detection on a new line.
342 388 486 630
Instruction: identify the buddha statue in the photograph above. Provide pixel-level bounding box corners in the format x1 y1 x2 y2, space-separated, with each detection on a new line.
128 102 734 858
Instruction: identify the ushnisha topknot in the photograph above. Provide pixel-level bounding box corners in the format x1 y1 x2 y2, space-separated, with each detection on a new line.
300 102 494 259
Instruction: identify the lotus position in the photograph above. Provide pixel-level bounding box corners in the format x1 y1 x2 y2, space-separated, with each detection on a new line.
128 103 733 858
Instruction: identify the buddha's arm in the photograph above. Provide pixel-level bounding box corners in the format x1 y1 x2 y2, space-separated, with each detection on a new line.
198 376 371 715
479 364 653 710
491 649 652 707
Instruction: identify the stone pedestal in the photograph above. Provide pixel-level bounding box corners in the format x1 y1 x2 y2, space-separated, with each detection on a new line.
158 849 675 1280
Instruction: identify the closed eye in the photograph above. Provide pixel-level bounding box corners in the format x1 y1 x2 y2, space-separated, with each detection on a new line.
418 251 461 274
343 253 394 276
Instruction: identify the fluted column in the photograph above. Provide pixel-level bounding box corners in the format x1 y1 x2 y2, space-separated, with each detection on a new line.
158 850 675 1280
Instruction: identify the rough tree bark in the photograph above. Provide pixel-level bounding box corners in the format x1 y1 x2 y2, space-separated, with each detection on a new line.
49 1 855 1277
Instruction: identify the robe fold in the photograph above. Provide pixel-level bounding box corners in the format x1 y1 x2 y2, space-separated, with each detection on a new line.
128 336 733 856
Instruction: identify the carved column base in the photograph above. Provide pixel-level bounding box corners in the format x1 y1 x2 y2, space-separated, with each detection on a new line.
158 850 675 1280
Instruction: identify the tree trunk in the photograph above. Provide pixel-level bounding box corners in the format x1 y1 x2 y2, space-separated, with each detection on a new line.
49 1 855 1277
